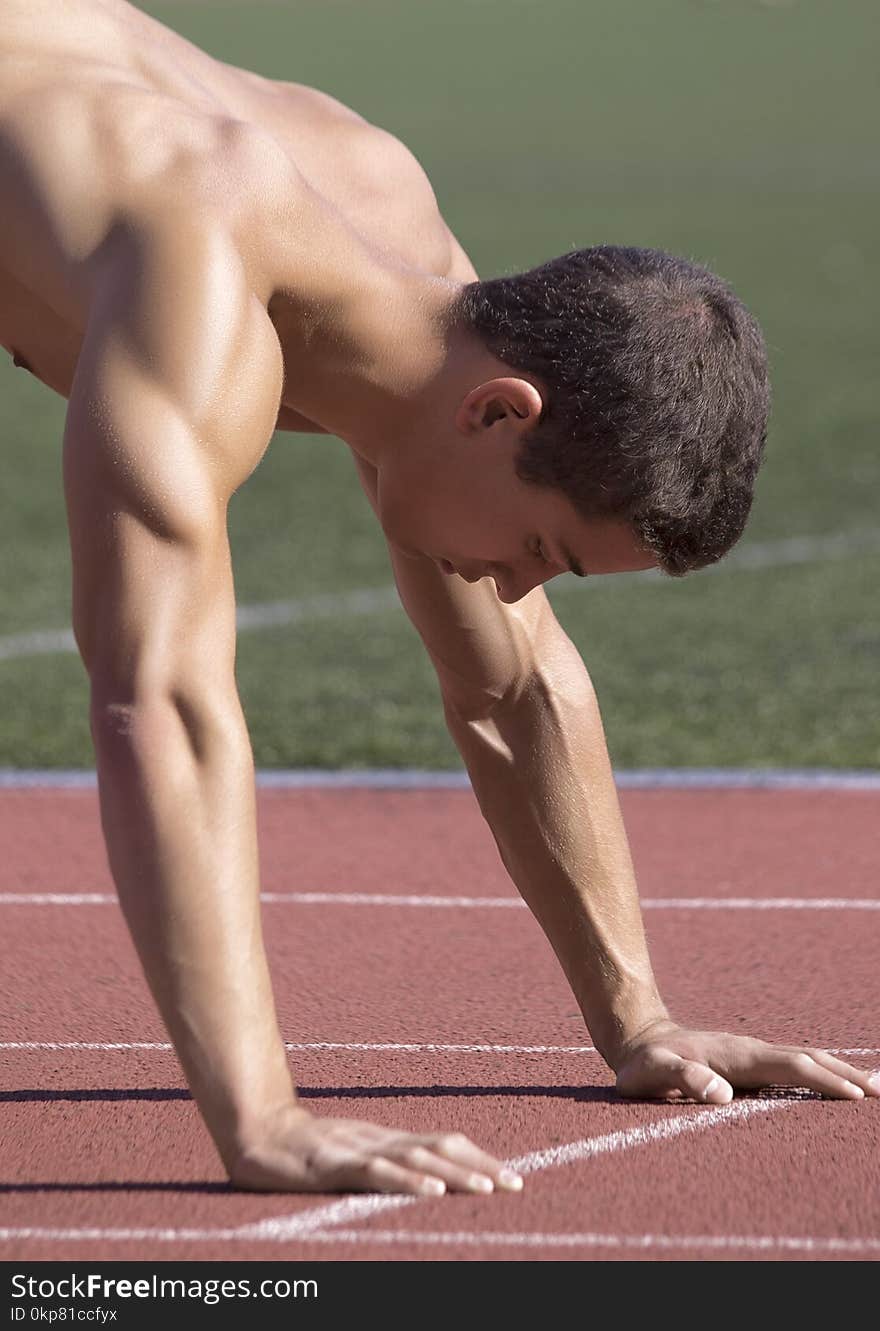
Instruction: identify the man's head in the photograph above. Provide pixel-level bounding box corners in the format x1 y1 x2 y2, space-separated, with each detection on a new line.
444 245 770 580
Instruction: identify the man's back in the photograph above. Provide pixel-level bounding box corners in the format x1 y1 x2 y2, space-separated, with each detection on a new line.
0 0 450 402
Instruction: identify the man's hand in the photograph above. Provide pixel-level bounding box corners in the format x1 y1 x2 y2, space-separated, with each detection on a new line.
227 1105 525 1196
614 1019 880 1103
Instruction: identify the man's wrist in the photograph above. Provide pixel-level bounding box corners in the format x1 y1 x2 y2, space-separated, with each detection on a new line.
606 1012 679 1071
182 1042 300 1164
218 1095 311 1166
581 987 671 1071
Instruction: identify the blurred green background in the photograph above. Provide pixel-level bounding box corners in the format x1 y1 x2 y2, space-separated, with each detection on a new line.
1 0 877 768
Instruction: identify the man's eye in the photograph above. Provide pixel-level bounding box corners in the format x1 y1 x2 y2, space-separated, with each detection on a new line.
534 539 550 564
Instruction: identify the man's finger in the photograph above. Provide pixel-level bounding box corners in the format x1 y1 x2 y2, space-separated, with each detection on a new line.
359 1153 449 1196
759 1050 866 1099
668 1059 734 1104
416 1131 524 1192
619 1054 734 1104
790 1049 880 1098
398 1144 497 1195
807 1048 880 1093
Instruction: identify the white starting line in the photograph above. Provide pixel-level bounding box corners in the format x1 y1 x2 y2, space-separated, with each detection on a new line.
1 1041 877 1056
0 764 875 1256
1 892 878 909
286 1227 880 1255
0 1096 797 1247
1 767 880 790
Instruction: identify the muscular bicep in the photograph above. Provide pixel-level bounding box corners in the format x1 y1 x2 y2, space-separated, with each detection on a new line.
352 454 575 717
63 219 279 702
64 413 234 711
64 344 236 706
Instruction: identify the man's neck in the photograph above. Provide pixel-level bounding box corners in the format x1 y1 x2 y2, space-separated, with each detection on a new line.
266 250 466 458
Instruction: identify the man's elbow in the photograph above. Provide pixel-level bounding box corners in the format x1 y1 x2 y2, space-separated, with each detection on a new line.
90 680 246 768
441 654 598 732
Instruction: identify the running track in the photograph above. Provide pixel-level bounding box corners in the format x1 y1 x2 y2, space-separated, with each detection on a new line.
1 774 878 1262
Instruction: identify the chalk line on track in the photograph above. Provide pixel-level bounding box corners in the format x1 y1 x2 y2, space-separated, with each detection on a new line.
2 768 880 789
1 1042 877 1055
2 763 876 1252
281 1228 880 1255
0 587 400 664
0 1096 792 1245
2 892 878 908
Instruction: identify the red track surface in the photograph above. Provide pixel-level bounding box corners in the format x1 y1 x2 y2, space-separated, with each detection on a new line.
1 786 878 1261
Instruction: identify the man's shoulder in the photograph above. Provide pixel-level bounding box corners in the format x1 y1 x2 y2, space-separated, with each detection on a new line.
84 201 284 467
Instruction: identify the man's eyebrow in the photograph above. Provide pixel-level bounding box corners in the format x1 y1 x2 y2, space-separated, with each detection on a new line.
560 543 587 577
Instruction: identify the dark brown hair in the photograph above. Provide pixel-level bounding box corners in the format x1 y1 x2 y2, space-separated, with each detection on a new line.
452 246 770 575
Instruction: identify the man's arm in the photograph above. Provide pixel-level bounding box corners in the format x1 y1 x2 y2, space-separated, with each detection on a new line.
361 514 878 1101
62 214 524 1195
351 462 666 1057
354 209 879 1099
64 216 297 1164
387 228 874 1101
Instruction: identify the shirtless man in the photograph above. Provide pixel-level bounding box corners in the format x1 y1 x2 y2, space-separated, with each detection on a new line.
2 0 876 1198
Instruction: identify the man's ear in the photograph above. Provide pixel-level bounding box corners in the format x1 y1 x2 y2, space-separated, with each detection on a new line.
456 377 544 434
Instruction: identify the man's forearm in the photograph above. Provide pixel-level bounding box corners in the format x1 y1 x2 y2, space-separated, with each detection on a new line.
91 690 295 1165
444 661 668 1068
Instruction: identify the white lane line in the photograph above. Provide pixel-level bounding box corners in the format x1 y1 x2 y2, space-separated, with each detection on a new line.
698 527 880 574
1 891 877 909
0 1042 175 1051
2 767 880 790
0 1041 596 1053
238 1098 792 1242
0 1226 246 1244
0 627 77 662
262 893 521 907
0 587 401 663
2 527 878 664
1 1042 876 1055
2 1223 875 1255
555 527 880 584
506 1096 787 1175
641 898 880 910
290 1227 880 1255
615 769 880 791
239 1193 410 1239
0 1096 792 1245
0 894 118 905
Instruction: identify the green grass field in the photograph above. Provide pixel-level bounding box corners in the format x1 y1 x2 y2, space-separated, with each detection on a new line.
1 0 877 768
